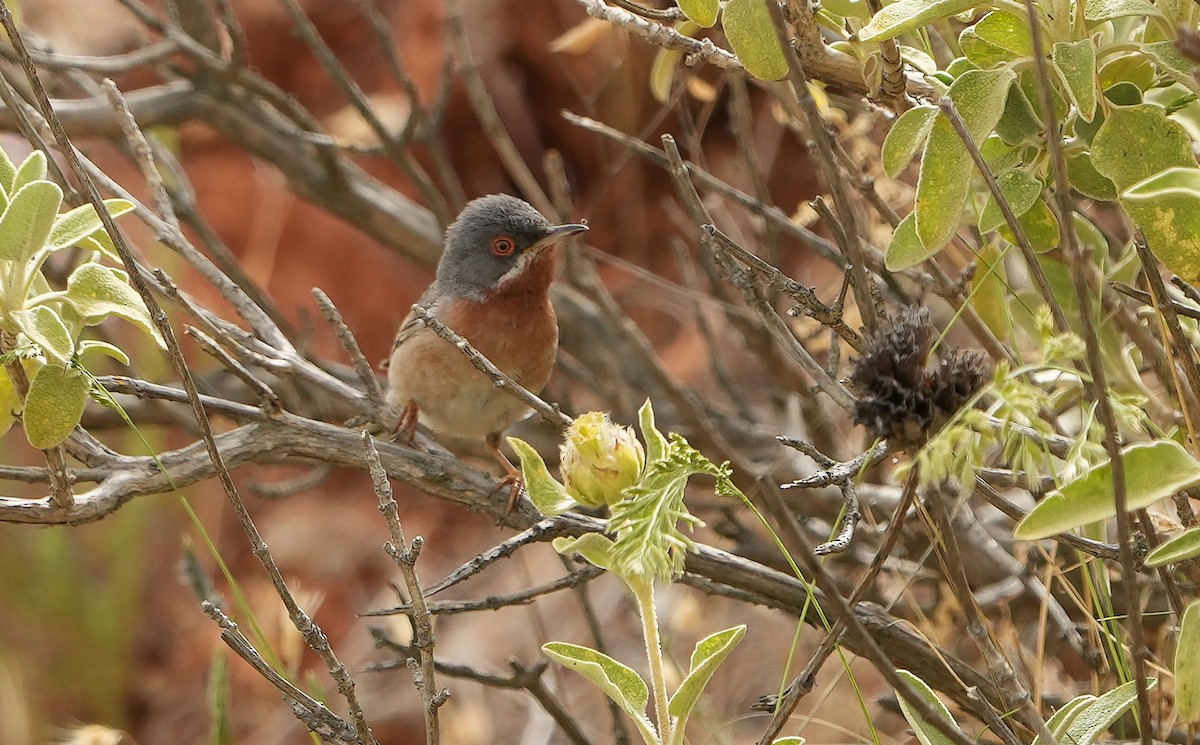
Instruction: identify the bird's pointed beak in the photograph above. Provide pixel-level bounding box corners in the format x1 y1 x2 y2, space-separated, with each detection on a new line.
530 222 588 251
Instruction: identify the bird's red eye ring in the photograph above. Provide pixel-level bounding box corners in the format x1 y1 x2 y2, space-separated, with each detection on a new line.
490 236 516 256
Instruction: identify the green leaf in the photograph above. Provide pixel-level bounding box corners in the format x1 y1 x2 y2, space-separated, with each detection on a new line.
1144 526 1200 567
1062 679 1157 745
882 105 937 178
999 198 1059 253
63 263 166 347
79 229 121 263
1066 151 1117 201
915 69 1016 252
722 0 788 81
959 28 1014 70
543 642 652 723
0 180 64 263
859 0 976 42
1084 0 1164 23
1178 600 1200 722
0 368 18 437
972 12 1032 57
1122 167 1200 282
950 68 1017 141
824 0 870 19
1092 104 1196 192
0 146 17 196
995 82 1043 145
678 0 717 27
894 669 965 745
914 118 972 254
979 167 1042 233
960 11 1031 68
14 306 74 364
639 398 667 465
1053 40 1098 122
1033 695 1095 745
11 151 47 192
507 436 577 514
23 361 89 449
771 740 805 745
899 46 937 75
47 199 135 251
76 339 131 366
552 533 616 571
885 212 930 271
668 625 746 724
1014 440 1200 540
1103 81 1144 106
1144 40 1198 83
980 136 1021 174
970 243 1009 339
650 48 684 104
609 432 719 580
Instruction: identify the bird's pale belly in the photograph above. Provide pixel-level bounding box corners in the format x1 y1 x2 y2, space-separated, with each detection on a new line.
386 298 557 440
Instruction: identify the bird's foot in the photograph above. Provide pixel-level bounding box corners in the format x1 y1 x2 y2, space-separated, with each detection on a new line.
392 400 419 446
486 433 525 513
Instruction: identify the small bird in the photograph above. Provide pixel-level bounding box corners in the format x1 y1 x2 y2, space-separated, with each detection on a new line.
385 194 588 506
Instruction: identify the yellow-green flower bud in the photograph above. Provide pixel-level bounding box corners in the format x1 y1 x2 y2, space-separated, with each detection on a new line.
560 412 645 507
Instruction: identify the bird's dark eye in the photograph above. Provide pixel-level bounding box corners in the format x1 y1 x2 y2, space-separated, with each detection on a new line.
490 236 516 256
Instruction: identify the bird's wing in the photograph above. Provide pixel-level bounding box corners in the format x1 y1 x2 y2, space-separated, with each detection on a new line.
384 285 443 367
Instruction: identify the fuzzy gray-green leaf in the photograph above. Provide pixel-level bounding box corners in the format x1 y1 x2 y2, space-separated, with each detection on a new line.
1145 526 1200 567
860 0 976 42
48 199 135 251
1015 441 1200 540
543 642 650 719
1177 601 1200 722
508 436 577 514
722 0 788 80
1062 678 1157 745
1053 40 1098 122
1092 104 1196 192
677 0 718 27
23 362 89 449
11 151 47 193
64 263 166 348
15 306 74 364
0 180 64 263
668 625 746 725
882 105 937 178
894 669 963 745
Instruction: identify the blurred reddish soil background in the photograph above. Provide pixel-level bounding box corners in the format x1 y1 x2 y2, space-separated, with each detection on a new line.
0 1 881 744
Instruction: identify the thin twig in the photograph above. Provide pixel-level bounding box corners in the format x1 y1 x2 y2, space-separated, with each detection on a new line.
704 226 857 410
765 0 877 334
183 326 282 413
363 432 445 742
756 475 917 745
366 566 604 617
445 0 552 216
756 481 982 745
937 98 1070 335
1023 2 1151 740
0 12 379 738
202 602 360 744
276 0 450 226
312 288 385 415
410 304 572 428
925 483 1051 741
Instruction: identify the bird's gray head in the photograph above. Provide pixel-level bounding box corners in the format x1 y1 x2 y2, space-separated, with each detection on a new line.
436 194 587 299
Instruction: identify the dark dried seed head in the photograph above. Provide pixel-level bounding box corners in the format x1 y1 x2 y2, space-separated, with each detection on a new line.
849 307 990 452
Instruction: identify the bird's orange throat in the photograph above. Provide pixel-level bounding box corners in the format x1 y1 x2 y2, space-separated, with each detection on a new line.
488 246 557 300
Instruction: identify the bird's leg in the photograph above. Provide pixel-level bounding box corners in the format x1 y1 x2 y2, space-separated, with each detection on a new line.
394 400 419 445
485 432 524 512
